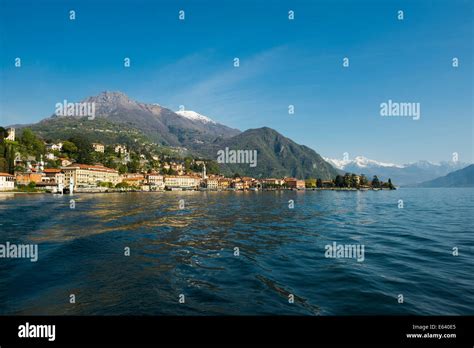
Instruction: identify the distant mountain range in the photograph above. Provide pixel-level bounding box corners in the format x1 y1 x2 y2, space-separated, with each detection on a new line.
9 91 470 182
198 127 338 179
325 156 471 186
10 91 337 179
410 164 474 188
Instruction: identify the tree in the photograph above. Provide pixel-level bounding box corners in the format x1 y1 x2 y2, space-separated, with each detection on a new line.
359 174 368 186
371 175 381 188
115 182 131 189
191 162 203 172
184 157 192 172
19 128 45 158
351 173 360 188
118 164 128 175
62 141 78 155
305 178 316 188
206 161 220 175
99 181 114 188
0 127 8 140
102 156 115 169
316 178 323 188
0 127 14 173
127 158 140 173
68 136 93 164
343 173 352 187
46 160 59 169
388 178 395 190
335 175 344 188
104 145 115 156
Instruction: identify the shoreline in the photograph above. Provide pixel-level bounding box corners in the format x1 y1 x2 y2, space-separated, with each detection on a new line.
0 187 397 195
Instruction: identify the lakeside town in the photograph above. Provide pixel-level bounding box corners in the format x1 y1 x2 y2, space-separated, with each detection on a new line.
0 127 395 193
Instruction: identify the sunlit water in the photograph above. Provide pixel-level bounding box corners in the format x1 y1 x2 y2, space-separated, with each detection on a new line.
0 189 472 315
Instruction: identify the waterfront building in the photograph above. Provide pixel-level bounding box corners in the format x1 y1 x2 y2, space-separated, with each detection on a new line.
34 182 62 192
14 172 44 186
61 164 120 189
146 173 165 190
284 178 306 190
232 181 244 190
204 178 219 190
252 180 263 190
0 173 15 191
40 169 65 193
262 178 285 186
241 177 254 190
164 175 200 190
121 174 146 187
43 168 65 184
321 180 334 188
218 178 231 190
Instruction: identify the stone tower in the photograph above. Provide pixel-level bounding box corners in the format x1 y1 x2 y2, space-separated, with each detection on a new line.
6 128 15 141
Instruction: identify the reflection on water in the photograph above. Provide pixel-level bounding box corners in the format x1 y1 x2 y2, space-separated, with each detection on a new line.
0 189 473 315
0 193 15 201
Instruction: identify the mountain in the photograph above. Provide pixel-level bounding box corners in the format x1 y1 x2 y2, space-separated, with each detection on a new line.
198 127 339 179
8 92 337 179
324 156 470 186
325 156 403 170
27 91 240 147
413 164 474 187
175 110 216 124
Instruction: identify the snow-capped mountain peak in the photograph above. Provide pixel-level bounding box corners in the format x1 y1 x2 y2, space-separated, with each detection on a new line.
353 156 402 168
324 156 403 170
323 155 471 186
175 110 216 124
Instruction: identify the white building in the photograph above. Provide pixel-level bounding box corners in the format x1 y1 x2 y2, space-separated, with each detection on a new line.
6 128 15 141
45 153 56 160
114 145 128 155
146 173 165 190
204 178 219 190
164 175 200 190
92 143 105 153
0 173 15 191
61 164 120 189
46 142 63 151
43 169 65 186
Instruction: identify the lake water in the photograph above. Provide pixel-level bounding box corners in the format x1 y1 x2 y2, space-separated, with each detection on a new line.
0 189 472 315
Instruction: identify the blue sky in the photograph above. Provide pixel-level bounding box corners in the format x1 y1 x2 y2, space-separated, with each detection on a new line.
0 0 472 164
